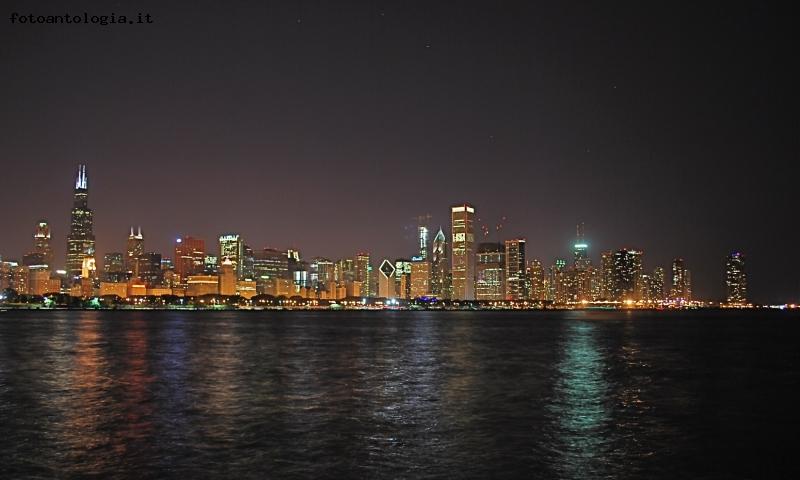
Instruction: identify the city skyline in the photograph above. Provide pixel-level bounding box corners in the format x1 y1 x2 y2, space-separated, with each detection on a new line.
1 2 795 302
0 164 763 304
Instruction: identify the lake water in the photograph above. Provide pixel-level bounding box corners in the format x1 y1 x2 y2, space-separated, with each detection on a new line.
1 309 798 478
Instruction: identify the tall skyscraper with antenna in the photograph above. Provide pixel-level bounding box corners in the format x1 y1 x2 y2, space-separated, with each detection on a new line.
66 165 95 281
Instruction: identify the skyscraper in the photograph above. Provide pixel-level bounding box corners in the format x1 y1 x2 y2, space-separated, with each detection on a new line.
611 249 643 302
670 258 691 304
33 220 53 267
219 234 244 279
430 227 450 299
355 252 372 297
476 242 505 301
504 239 526 301
573 223 590 270
410 258 431 298
126 227 144 276
174 236 205 283
451 203 476 300
66 165 95 281
726 252 747 304
527 259 547 301
102 252 126 283
378 259 396 299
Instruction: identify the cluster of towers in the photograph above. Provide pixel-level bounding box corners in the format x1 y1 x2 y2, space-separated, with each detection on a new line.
0 165 750 306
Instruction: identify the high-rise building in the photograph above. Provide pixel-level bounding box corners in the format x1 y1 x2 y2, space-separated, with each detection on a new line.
451 204 476 300
611 249 643 302
504 239 526 301
573 223 590 271
253 248 290 293
378 260 396 299
527 259 547 301
651 267 665 302
102 252 126 283
126 227 144 276
600 251 615 300
138 252 163 287
66 165 96 282
394 259 412 299
410 258 430 298
311 257 335 291
33 220 53 267
476 242 505 301
726 252 747 304
430 227 450 299
219 234 244 279
670 258 691 304
174 236 206 283
355 252 372 297
219 257 236 296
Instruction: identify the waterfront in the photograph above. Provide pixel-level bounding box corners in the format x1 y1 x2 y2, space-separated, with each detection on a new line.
1 310 798 478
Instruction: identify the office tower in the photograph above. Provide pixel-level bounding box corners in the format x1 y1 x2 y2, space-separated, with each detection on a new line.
612 249 643 301
335 258 355 285
103 252 126 283
219 234 244 279
126 227 144 276
504 239 526 301
175 236 205 282
33 220 53 267
66 165 96 281
476 242 505 301
137 252 163 287
549 259 568 304
527 259 546 301
726 252 747 304
378 260 396 299
253 248 290 293
204 255 219 275
355 252 372 297
293 261 309 288
394 259 412 299
219 257 236 295
573 223 590 270
430 227 450 299
415 214 432 260
22 252 46 267
651 267 665 302
451 203 476 300
311 257 335 291
410 258 431 298
28 267 52 296
242 245 255 280
600 251 615 300
670 258 691 304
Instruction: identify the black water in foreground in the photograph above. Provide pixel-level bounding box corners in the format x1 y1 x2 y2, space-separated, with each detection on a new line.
1 310 798 479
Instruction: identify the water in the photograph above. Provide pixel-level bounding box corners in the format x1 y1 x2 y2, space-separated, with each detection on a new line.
1 310 798 479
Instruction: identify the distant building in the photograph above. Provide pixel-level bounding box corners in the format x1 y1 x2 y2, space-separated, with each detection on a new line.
219 234 244 279
355 252 372 297
527 259 547 301
103 252 126 283
410 258 430 298
430 228 450 299
137 252 163 287
66 165 96 282
450 204 476 300
504 239 526 301
174 236 205 283
126 227 144 276
611 249 643 302
670 258 691 304
219 257 237 295
186 275 219 297
32 220 54 267
726 252 747 304
378 259 396 299
476 242 505 301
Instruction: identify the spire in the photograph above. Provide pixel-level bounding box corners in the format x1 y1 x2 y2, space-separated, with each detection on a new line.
130 226 135 237
138 226 142 238
434 227 446 242
74 164 87 190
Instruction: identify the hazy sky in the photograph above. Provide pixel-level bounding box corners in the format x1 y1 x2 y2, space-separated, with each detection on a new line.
1 1 796 302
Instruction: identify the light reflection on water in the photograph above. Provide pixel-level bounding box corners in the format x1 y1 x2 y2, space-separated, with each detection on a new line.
0 310 798 478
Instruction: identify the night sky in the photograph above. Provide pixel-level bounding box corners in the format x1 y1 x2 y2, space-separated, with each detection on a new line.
1 1 796 302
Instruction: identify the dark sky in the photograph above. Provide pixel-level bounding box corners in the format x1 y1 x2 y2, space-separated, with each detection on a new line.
1 1 796 302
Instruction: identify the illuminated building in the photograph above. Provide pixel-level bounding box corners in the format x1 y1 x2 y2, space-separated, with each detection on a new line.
219 234 244 279
100 282 128 298
430 227 450 299
476 242 504 301
410 259 430 298
219 257 236 295
293 262 310 288
28 267 52 296
600 251 615 300
126 227 144 276
33 220 54 267
204 255 218 275
137 252 163 287
651 267 665 302
670 258 691 304
22 252 46 267
103 252 126 283
66 165 96 282
186 275 219 297
253 248 289 293
174 236 205 282
311 257 335 291
236 280 257 299
611 249 643 301
450 204 476 300
726 252 747 304
573 223 590 270
504 239 526 301
355 252 372 297
395 259 412 299
10 265 29 294
242 245 255 280
335 258 355 285
378 259 395 299
527 259 546 301
417 218 430 260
